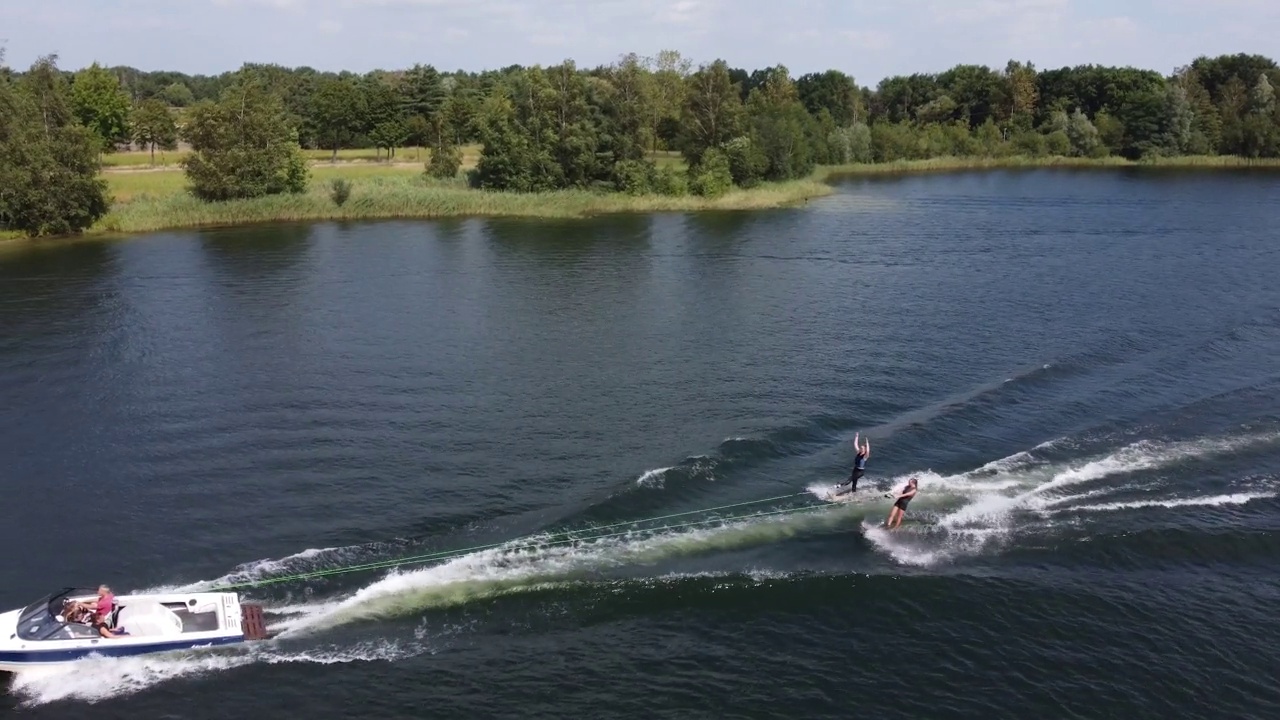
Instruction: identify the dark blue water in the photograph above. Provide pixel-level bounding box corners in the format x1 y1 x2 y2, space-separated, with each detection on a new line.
2 169 1279 719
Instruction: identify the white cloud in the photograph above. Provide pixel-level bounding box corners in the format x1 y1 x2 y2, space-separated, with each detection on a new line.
318 19 343 34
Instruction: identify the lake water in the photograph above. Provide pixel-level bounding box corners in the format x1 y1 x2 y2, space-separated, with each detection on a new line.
2 169 1279 719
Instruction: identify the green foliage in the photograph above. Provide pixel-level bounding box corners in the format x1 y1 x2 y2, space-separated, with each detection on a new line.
974 119 1008 157
826 122 873 163
180 71 310 201
328 177 352 206
426 133 462 179
797 70 862 125
679 60 743 167
916 95 958 125
369 119 409 157
613 159 658 194
131 98 178 164
1090 110 1124 155
1044 129 1071 156
870 121 921 162
1011 130 1047 157
722 135 768 187
0 55 111 236
652 164 689 196
71 62 132 150
160 82 194 107
311 76 364 160
400 64 446 123
8 48 1280 235
1117 88 1174 159
688 147 732 197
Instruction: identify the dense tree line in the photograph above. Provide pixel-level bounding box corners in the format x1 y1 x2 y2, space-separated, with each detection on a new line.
2 48 1279 236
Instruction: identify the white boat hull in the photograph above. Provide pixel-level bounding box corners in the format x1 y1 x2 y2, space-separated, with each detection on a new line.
0 589 261 672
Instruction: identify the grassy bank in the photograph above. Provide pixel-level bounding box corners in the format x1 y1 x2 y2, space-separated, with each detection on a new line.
93 171 832 235
6 152 1278 243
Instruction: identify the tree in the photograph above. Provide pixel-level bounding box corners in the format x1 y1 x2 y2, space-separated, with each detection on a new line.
1238 74 1280 157
1004 60 1038 129
1117 88 1173 159
426 113 462 179
400 63 446 133
180 71 309 201
546 59 601 187
872 73 940 124
1248 73 1276 114
130 98 178 164
937 64 1006 127
1173 67 1221 153
649 49 691 151
744 65 816 180
1064 109 1102 157
679 60 743 167
71 62 132 150
1162 83 1194 155
160 82 195 107
472 89 538 190
311 76 364 161
605 53 656 163
797 70 862 126
360 73 407 159
0 55 111 236
442 88 480 145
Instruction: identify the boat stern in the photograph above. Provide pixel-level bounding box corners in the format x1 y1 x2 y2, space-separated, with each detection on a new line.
218 592 269 640
241 603 269 640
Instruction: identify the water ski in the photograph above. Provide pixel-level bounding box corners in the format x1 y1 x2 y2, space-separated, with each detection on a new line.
824 484 895 503
824 487 875 503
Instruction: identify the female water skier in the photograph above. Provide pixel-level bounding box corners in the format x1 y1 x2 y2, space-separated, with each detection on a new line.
832 432 870 497
885 477 918 529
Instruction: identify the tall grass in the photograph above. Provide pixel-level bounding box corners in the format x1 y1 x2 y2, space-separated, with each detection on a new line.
92 172 832 235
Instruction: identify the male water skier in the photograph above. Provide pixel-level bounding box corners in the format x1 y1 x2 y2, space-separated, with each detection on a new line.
831 432 870 497
885 477 918 529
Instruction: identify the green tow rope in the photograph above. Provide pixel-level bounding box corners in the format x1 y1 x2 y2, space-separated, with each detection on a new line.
210 491 824 592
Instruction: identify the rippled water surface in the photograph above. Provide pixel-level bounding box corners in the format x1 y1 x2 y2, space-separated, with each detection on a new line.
3 169 1280 719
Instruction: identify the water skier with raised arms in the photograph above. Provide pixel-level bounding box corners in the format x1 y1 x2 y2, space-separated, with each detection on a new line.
831 432 869 498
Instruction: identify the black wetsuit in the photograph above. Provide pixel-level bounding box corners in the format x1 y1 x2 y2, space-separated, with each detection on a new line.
894 483 916 511
835 451 867 494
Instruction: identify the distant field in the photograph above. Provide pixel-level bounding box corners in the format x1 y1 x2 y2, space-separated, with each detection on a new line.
101 144 486 168
105 163 430 202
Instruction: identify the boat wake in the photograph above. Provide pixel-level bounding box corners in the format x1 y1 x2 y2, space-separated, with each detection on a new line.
7 639 417 707
860 430 1280 567
9 429 1278 707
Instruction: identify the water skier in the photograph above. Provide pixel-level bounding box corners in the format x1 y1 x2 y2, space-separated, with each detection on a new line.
885 477 918 529
831 432 870 497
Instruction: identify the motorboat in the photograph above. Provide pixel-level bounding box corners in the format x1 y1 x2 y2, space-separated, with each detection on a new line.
0 587 271 672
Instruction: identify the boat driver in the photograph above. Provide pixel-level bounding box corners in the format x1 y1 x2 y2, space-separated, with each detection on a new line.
69 585 118 638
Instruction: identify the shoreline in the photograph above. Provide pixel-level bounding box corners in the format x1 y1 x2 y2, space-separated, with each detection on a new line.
4 154 1280 245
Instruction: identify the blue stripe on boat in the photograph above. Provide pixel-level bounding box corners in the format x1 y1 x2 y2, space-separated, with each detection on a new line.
0 635 245 664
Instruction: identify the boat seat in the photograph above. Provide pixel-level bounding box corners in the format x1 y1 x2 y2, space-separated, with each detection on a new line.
106 602 123 630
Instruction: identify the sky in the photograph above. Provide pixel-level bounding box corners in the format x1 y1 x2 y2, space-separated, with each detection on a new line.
1 0 1277 85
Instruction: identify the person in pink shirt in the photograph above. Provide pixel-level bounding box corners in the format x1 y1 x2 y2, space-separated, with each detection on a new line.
71 585 118 638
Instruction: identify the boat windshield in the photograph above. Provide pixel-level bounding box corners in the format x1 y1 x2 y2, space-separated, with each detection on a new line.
15 588 103 641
